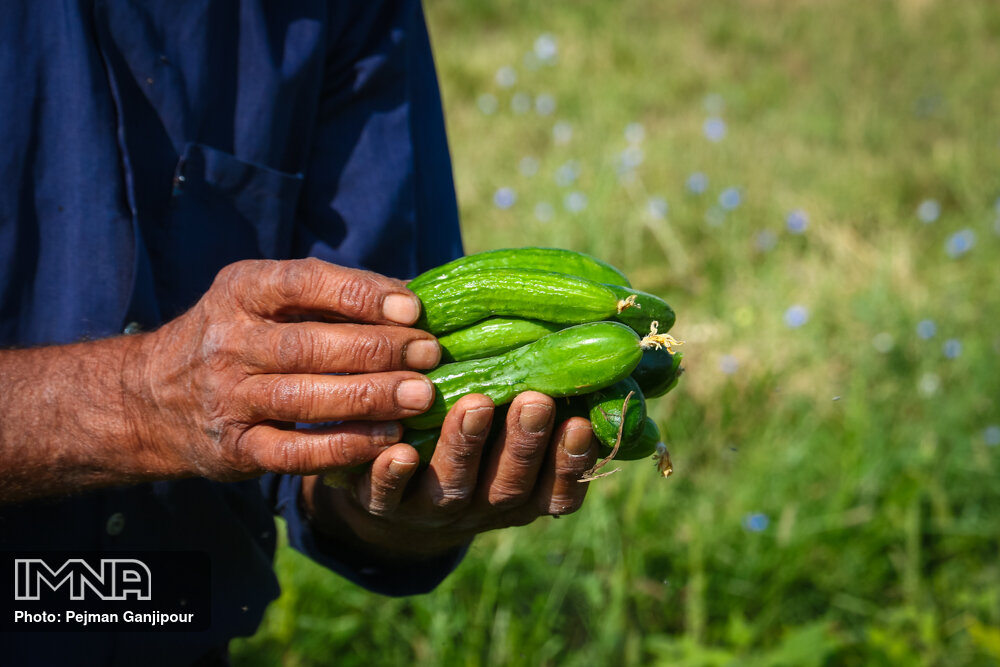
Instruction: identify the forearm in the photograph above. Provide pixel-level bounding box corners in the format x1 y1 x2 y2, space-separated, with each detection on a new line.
0 259 437 505
0 335 177 503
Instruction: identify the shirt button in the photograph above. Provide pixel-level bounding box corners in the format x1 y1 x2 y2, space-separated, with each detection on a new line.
123 321 142 335
106 512 126 536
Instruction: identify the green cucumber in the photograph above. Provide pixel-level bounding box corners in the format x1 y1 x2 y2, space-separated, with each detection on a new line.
438 317 565 362
404 429 440 464
632 349 684 398
585 377 647 450
403 322 643 430
604 285 676 334
408 247 630 291
413 269 625 335
598 416 662 461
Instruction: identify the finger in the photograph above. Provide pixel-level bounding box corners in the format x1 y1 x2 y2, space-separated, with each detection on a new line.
419 394 494 513
479 392 555 509
236 421 403 473
235 372 434 422
356 444 421 516
241 322 440 373
535 417 598 516
217 258 422 325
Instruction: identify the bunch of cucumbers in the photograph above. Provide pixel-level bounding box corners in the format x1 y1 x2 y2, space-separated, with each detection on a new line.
402 247 684 475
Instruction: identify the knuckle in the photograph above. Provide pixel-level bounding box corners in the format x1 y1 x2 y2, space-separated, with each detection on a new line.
343 380 384 415
366 481 399 516
322 432 360 467
222 430 258 475
269 432 354 473
215 260 277 313
264 377 311 416
442 438 482 468
200 322 238 367
212 261 243 289
365 499 391 517
559 448 598 477
431 487 472 513
333 274 381 317
273 326 311 371
275 260 313 302
217 260 263 292
370 474 398 497
502 438 545 469
488 481 530 509
254 434 302 474
347 331 395 368
566 457 597 478
272 439 301 472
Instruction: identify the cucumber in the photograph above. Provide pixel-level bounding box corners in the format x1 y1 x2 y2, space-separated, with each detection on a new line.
403 322 643 429
604 284 676 334
408 247 630 291
438 317 565 362
632 348 684 398
404 429 440 464
413 269 625 335
585 377 647 449
598 416 662 461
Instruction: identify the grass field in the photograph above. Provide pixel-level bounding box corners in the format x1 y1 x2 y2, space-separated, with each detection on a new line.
231 1 1000 664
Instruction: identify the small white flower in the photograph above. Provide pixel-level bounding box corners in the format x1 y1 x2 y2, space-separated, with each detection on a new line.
495 65 517 88
493 187 516 210
784 305 809 328
917 199 940 223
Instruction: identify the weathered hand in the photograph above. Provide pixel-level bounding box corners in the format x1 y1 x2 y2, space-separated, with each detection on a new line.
305 391 599 558
123 258 440 480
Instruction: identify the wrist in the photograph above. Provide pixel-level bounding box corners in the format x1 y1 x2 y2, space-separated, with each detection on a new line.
117 330 191 479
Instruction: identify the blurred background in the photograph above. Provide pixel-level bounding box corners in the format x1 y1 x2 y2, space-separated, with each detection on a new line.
233 0 1000 664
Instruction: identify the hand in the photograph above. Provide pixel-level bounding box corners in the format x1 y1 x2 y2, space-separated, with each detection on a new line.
304 391 599 558
123 258 441 481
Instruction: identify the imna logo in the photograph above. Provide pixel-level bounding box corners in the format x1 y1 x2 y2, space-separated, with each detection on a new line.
14 558 152 601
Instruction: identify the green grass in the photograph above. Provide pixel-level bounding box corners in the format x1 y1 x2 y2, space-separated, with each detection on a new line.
232 1 1000 664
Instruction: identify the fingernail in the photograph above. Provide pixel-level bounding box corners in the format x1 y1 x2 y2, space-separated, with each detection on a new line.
562 426 593 456
519 402 552 433
373 422 403 442
388 458 417 477
405 339 440 369
396 379 433 410
461 406 493 437
384 294 421 325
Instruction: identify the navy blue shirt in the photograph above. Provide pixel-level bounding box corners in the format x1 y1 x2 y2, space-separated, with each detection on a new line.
0 1 463 664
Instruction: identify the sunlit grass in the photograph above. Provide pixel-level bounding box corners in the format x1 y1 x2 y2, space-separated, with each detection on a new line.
232 1 1000 664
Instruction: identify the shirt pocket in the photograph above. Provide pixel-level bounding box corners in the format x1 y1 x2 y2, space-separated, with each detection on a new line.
153 143 305 317
172 142 304 260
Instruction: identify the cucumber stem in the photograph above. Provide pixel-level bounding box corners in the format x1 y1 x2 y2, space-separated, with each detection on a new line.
640 320 684 353
654 442 674 478
579 391 632 482
616 294 638 313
